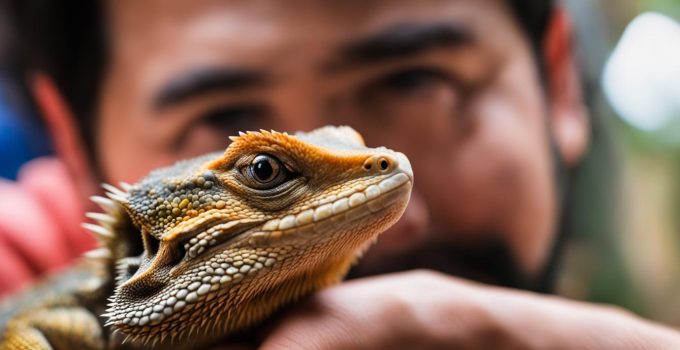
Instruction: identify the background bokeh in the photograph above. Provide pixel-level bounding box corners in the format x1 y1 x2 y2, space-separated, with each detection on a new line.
0 0 679 325
559 0 680 325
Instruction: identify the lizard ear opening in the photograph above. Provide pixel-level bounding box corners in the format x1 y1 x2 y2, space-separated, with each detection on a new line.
168 243 186 267
144 231 160 257
114 208 145 259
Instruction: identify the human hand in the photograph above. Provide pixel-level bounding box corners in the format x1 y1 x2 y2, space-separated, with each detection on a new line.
254 270 680 350
0 157 95 296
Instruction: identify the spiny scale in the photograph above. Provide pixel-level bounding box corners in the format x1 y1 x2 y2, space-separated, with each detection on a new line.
84 248 111 259
119 182 134 192
85 212 116 224
90 195 116 211
102 183 128 197
103 183 129 203
81 222 113 239
106 192 129 204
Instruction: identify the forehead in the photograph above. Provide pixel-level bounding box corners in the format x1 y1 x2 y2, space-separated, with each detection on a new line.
109 0 509 39
106 0 516 75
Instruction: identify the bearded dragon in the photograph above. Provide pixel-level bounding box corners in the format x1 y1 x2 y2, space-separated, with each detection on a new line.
0 126 413 349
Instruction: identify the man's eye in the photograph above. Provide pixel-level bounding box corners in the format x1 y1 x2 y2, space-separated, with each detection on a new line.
202 104 266 133
354 66 460 124
242 154 293 190
376 68 452 96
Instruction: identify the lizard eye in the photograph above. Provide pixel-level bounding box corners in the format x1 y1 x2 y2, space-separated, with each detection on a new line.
252 154 280 183
242 154 292 189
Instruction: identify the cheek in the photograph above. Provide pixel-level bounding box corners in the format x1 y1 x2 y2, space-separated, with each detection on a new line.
96 74 178 184
430 105 555 236
417 60 558 274
96 115 171 185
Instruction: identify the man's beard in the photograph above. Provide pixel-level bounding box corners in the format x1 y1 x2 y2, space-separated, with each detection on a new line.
347 237 539 291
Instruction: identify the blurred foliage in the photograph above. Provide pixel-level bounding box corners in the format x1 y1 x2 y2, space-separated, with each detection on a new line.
638 0 680 19
558 0 680 326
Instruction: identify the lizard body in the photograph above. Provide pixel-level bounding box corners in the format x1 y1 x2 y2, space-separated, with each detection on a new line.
0 126 413 349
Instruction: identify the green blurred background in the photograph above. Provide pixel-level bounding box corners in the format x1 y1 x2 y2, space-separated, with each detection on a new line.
559 0 680 325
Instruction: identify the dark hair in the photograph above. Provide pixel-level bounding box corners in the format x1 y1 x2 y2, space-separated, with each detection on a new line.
509 0 555 49
3 0 107 156
4 0 554 150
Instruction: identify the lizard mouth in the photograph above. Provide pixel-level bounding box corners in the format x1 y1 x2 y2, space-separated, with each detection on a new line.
248 172 413 244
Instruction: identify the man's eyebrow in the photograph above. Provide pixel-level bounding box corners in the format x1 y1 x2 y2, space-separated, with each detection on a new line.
153 68 268 109
329 22 473 70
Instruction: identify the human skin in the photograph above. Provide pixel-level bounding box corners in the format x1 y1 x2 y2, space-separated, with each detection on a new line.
255 271 680 350
29 0 680 348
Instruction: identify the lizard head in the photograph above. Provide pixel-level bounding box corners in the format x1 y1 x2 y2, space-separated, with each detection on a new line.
90 126 412 347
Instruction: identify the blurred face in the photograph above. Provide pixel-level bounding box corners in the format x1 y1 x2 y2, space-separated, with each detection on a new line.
97 0 558 288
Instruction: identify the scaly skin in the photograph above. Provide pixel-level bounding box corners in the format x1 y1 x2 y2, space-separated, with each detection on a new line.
0 126 413 349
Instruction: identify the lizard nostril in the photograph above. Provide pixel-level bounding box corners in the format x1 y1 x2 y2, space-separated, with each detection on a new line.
379 158 389 171
363 155 396 173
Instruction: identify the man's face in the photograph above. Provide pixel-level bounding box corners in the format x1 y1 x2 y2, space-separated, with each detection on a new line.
97 0 558 288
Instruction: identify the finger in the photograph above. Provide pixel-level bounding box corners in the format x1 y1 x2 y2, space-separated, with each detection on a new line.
18 157 95 256
0 233 34 296
0 180 73 273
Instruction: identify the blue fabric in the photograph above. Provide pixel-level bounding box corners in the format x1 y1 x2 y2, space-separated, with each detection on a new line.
0 79 51 180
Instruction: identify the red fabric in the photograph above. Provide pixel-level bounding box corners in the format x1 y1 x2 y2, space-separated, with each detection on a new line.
0 157 95 297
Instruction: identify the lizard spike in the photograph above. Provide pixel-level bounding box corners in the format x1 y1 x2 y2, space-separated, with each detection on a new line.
82 223 114 238
101 182 127 195
102 183 128 196
238 131 246 136
106 192 129 203
85 212 116 224
151 336 160 348
119 181 134 191
84 247 111 259
159 332 168 345
90 195 116 210
229 136 239 142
